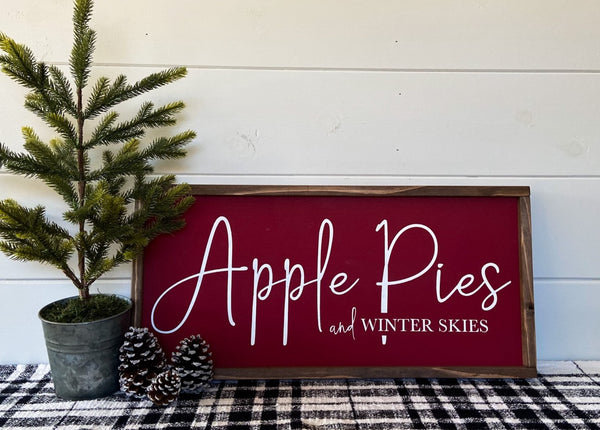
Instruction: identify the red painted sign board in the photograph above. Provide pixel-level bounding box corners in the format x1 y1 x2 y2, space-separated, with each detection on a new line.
134 186 536 378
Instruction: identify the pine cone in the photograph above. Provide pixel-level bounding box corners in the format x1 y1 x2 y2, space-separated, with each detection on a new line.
171 334 214 393
147 369 181 406
118 327 167 397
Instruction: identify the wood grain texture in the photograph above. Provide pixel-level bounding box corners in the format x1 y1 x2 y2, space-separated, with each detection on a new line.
133 185 536 378
130 258 144 328
2 69 599 177
518 196 537 369
189 184 530 197
2 1 600 70
214 366 538 380
0 0 598 365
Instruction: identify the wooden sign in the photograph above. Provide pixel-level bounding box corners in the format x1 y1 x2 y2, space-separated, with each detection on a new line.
133 185 536 379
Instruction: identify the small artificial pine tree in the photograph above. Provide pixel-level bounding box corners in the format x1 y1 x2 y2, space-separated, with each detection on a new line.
0 0 195 312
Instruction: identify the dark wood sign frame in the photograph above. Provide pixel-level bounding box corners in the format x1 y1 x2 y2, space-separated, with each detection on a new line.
132 185 536 379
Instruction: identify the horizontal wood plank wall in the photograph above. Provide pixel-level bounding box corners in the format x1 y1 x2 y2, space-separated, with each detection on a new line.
2 70 598 176
0 0 598 363
3 1 600 70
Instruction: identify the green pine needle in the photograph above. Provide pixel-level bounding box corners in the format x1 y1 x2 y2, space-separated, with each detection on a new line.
0 0 196 304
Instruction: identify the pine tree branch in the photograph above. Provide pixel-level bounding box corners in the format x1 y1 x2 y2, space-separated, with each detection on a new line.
45 113 78 144
70 0 95 89
0 200 74 269
89 111 119 143
75 76 87 293
85 102 149 148
0 33 43 90
0 139 77 188
85 101 188 150
23 93 49 119
130 177 194 240
142 130 196 161
83 68 187 119
1 0 196 301
83 75 120 120
20 130 79 206
88 139 149 183
0 34 66 118
48 66 77 115
62 264 83 290
4 142 80 209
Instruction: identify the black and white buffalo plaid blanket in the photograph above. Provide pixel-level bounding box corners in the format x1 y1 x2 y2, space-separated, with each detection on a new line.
1 364 599 429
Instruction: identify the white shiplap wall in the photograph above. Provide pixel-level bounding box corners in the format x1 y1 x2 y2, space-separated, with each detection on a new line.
0 1 598 363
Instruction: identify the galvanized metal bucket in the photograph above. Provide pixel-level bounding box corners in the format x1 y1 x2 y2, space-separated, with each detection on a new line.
38 296 132 400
